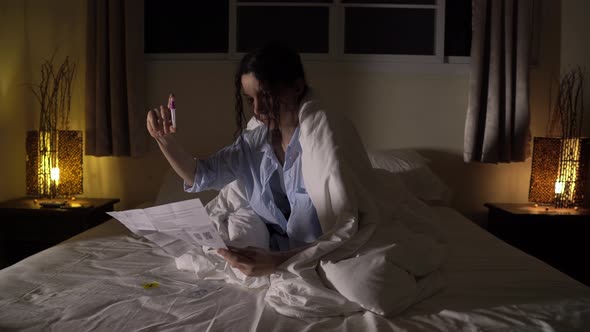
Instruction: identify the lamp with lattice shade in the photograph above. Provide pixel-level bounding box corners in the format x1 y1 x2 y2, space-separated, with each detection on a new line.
26 130 83 198
529 137 590 208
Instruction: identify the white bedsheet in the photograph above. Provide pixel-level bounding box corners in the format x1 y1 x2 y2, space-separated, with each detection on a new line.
1 207 589 331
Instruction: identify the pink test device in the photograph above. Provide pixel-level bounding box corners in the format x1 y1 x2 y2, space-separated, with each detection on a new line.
168 94 176 128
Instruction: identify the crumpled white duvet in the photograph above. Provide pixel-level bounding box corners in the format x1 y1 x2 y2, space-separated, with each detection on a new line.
176 100 447 318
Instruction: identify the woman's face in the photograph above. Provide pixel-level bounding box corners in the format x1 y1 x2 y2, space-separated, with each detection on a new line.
240 73 301 129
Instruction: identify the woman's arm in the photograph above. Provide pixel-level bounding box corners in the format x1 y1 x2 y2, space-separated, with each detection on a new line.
154 135 197 186
147 105 197 186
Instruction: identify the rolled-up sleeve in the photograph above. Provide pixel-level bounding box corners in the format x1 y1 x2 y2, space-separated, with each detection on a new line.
184 140 245 192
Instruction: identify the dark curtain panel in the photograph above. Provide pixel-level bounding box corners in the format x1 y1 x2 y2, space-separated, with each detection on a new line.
464 0 534 163
85 0 148 157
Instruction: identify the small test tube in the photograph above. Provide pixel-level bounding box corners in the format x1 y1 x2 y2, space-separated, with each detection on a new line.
168 93 176 129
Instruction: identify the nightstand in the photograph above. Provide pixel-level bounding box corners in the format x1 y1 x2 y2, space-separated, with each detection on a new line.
485 202 590 286
0 197 119 268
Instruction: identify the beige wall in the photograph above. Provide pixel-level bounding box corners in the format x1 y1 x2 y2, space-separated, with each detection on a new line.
0 1 28 203
0 0 572 223
561 0 590 136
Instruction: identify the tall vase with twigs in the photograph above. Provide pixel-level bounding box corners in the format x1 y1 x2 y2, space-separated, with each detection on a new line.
547 67 588 208
27 55 76 198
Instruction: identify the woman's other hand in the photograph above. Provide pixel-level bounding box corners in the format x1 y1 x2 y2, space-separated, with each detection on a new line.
147 105 176 138
217 246 288 277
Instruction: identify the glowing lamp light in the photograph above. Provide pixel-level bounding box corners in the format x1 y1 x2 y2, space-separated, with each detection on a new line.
554 181 565 195
50 167 60 182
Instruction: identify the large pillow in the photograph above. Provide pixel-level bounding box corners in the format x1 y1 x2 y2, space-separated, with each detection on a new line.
367 149 429 173
367 149 451 205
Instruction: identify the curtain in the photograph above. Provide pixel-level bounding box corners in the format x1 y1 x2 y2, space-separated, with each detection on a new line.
464 0 534 163
85 0 148 157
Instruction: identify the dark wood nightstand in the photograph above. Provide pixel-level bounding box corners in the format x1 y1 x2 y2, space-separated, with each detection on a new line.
485 202 590 286
0 197 119 268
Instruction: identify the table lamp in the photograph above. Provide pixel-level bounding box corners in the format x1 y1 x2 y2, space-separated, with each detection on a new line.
529 137 590 208
26 130 83 200
529 67 589 209
26 55 80 205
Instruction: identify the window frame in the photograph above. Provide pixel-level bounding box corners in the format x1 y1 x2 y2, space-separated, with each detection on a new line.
339 1 444 63
231 1 333 59
146 0 470 66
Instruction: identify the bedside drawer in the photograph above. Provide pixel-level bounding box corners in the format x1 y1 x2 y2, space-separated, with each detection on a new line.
6 217 86 243
0 197 119 268
485 202 590 286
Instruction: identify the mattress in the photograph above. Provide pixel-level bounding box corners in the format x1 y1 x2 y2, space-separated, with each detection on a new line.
1 206 589 331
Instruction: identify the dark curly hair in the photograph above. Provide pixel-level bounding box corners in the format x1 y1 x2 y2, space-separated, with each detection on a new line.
234 42 309 138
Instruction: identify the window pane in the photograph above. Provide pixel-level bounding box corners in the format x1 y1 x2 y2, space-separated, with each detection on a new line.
344 8 435 55
342 0 435 4
445 0 471 56
145 0 228 53
237 6 329 53
239 0 331 2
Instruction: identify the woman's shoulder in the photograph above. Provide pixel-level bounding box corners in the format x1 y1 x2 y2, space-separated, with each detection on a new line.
298 99 347 130
298 99 360 150
297 92 342 122
299 99 327 122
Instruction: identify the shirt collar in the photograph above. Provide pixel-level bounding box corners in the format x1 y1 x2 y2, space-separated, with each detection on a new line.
259 91 311 156
260 126 301 157
288 126 302 153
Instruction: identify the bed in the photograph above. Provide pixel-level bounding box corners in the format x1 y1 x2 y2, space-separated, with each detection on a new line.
2 151 590 331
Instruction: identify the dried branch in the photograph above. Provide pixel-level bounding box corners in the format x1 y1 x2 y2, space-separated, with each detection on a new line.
30 55 76 132
548 66 586 138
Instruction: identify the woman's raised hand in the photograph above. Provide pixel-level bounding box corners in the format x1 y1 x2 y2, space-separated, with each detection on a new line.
146 95 195 186
147 105 176 138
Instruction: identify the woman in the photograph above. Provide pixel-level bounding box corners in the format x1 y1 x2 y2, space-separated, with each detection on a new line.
147 42 321 277
148 43 446 317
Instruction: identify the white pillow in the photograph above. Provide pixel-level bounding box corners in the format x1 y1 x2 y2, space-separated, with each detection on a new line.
319 251 418 316
367 149 429 173
367 149 451 205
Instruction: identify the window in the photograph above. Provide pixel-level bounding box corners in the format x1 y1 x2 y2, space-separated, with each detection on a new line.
444 0 471 57
144 1 229 53
145 0 471 62
237 5 330 53
344 6 436 55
